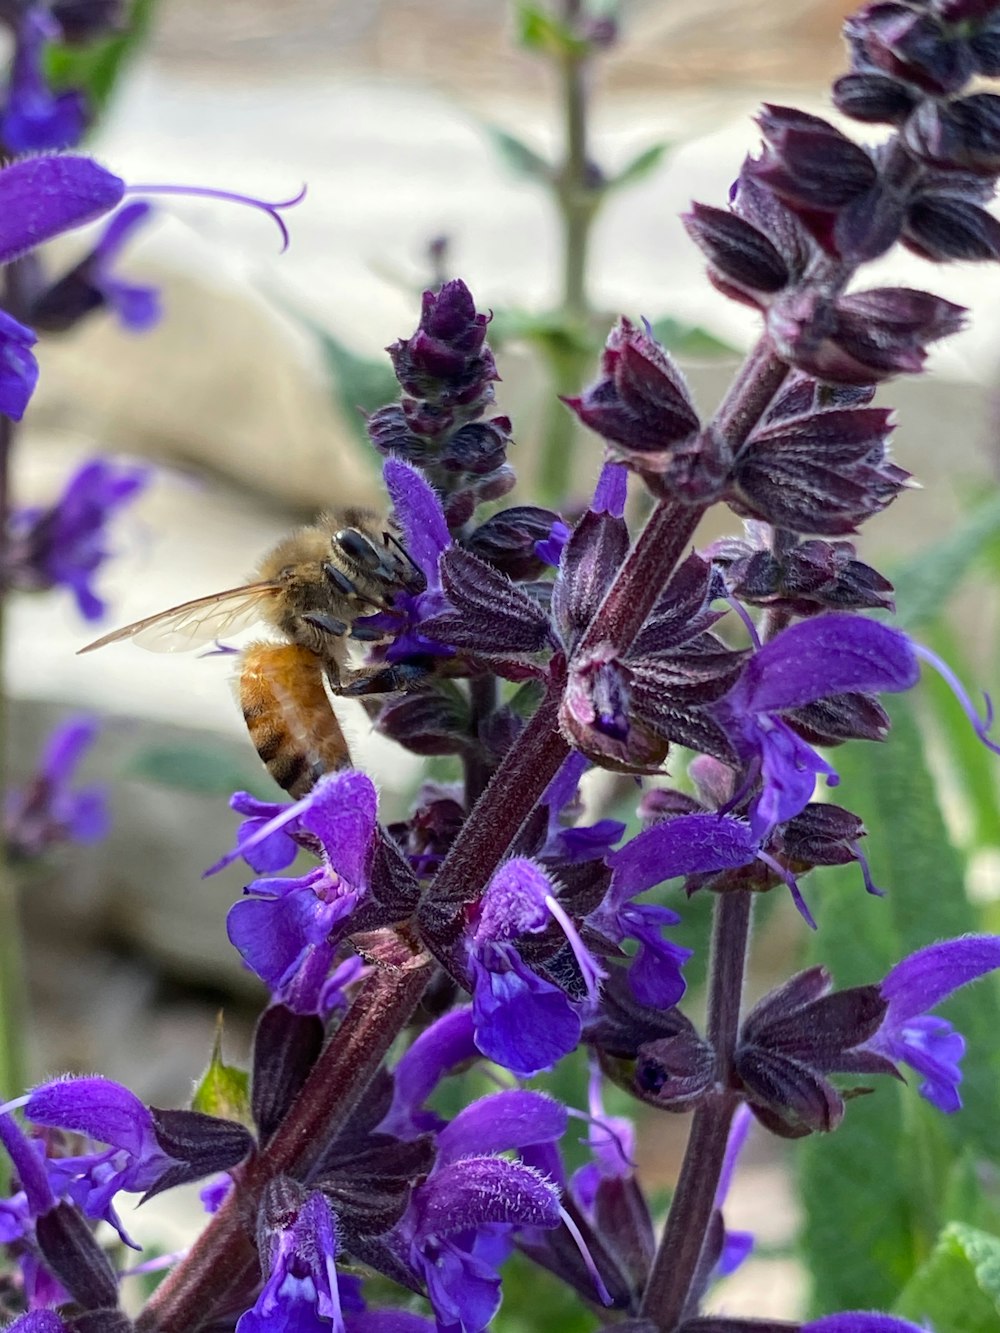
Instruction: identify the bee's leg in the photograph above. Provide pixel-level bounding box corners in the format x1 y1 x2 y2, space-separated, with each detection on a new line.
338 660 433 697
240 641 351 797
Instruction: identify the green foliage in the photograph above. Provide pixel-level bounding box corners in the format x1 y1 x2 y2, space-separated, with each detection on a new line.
494 1251 599 1333
192 1023 252 1127
309 323 401 450
798 694 1000 1315
606 142 671 192
891 492 1000 632
482 124 552 184
45 0 158 123
646 316 737 360
128 743 274 800
515 2 589 57
894 1223 1000 1333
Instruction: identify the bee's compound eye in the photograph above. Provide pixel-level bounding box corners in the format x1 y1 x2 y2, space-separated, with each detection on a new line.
334 528 382 570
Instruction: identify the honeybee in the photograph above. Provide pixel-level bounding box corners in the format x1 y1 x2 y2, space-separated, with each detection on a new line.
79 510 426 797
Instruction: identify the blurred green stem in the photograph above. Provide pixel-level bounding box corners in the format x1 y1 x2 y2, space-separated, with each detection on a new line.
538 0 602 505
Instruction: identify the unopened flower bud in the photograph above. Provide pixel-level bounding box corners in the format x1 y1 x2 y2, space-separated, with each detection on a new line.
563 317 700 472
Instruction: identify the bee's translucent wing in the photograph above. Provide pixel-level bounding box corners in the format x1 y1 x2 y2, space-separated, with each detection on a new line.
77 582 281 654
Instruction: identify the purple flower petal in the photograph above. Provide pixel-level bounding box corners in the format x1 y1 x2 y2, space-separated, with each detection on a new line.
436 1090 567 1166
881 935 1000 1022
383 457 450 589
415 1156 561 1236
25 1076 158 1161
866 935 1000 1112
298 770 377 886
621 903 692 1008
0 308 39 421
751 716 839 835
380 1007 479 1139
0 156 125 263
725 614 919 715
607 812 760 899
592 460 628 517
804 1318 928 1333
469 952 582 1077
5 1314 70 1333
227 889 341 998
1 9 86 152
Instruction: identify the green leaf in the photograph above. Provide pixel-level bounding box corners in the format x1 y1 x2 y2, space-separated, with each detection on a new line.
894 1223 1000 1333
487 305 595 356
191 1021 251 1126
918 621 1000 853
942 1152 1000 1238
481 123 552 184
45 0 158 124
515 2 588 57
646 316 737 359
127 744 273 800
310 324 400 449
798 694 1000 1314
892 491 1000 632
607 142 671 191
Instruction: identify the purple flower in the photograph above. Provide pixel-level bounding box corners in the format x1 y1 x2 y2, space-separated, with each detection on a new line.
5 715 109 858
0 308 39 421
866 935 1000 1112
362 456 453 662
803 1318 928 1333
228 790 302 873
466 857 604 1076
18 1076 178 1243
563 317 700 472
238 1189 345 1333
31 201 161 334
3 1314 72 1333
392 1091 564 1333
715 614 920 836
570 1064 637 1214
379 1007 479 1140
597 813 760 1002
214 770 379 1013
0 155 125 265
713 1105 754 1278
8 457 150 620
1 8 86 151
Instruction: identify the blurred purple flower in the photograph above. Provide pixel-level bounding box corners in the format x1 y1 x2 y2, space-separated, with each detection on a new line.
31 201 161 334
5 715 108 858
1 7 86 152
8 457 150 620
0 308 39 421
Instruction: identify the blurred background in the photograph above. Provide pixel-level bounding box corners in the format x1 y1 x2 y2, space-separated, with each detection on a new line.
9 0 1000 1323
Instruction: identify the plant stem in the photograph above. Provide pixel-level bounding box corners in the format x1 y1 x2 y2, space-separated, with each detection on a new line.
0 344 25 1099
640 890 753 1331
463 673 498 807
559 1 592 324
429 665 569 904
139 949 433 1333
538 0 600 505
